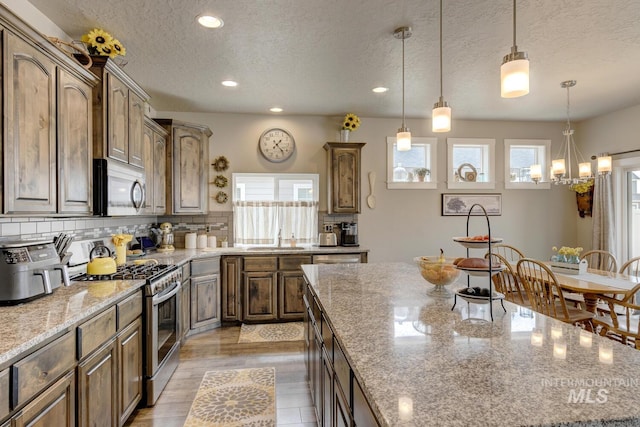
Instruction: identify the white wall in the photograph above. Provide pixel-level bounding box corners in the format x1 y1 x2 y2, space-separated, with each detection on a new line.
159 110 585 262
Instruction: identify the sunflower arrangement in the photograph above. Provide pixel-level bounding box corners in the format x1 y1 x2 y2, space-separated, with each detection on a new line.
342 113 361 131
81 29 126 59
570 178 594 194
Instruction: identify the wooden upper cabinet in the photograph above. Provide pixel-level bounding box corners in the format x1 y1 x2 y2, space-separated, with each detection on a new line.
128 91 145 167
324 142 365 214
85 56 149 168
143 117 168 215
142 124 155 213
57 68 93 214
155 119 212 215
3 32 57 214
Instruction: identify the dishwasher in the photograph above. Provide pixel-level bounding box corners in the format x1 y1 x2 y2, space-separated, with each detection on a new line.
312 253 362 264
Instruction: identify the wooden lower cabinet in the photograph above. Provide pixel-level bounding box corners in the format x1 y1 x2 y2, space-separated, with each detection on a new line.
243 272 277 322
12 370 75 427
221 256 242 322
118 318 143 425
0 369 8 422
77 338 118 427
278 271 306 320
180 276 191 341
334 377 352 427
353 377 379 427
322 349 333 427
191 274 221 330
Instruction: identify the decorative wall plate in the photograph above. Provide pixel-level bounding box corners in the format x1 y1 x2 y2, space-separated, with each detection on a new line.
213 175 228 188
212 156 229 172
215 191 228 204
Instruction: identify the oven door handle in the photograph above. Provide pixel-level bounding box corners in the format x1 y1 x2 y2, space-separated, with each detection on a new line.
152 281 181 305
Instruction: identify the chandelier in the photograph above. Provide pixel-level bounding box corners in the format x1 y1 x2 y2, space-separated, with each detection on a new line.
531 80 611 185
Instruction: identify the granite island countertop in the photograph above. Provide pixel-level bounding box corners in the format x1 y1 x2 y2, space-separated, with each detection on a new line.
0 278 144 369
302 262 640 427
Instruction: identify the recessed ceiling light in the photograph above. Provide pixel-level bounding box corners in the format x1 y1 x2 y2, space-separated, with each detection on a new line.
270 107 283 113
198 15 224 29
221 80 238 87
372 87 389 93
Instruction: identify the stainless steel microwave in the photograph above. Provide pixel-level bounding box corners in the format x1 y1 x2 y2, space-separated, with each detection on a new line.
93 159 145 216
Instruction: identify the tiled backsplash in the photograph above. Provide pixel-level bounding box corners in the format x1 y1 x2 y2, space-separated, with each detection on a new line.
0 211 357 247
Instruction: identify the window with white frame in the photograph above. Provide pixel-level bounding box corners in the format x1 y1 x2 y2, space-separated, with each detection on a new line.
504 139 551 189
614 157 640 262
232 173 319 246
447 138 495 189
386 137 437 189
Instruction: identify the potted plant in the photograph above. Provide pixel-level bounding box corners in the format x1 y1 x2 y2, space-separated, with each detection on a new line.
415 167 430 182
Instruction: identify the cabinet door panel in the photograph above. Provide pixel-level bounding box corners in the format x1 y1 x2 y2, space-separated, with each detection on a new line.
324 142 364 214
13 371 75 427
118 318 142 425
77 339 117 427
191 274 221 329
153 132 167 214
222 257 241 321
173 127 207 213
128 91 145 167
57 68 93 213
4 33 57 213
243 272 277 321
107 73 128 162
278 271 305 320
180 278 191 342
142 126 154 213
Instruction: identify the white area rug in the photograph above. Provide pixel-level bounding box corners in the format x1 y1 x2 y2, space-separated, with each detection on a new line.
237 322 304 344
183 367 275 427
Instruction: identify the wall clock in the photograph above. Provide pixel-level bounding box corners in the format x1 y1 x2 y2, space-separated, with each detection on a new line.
258 128 295 162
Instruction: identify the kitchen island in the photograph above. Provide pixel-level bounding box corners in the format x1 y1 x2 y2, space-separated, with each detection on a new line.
302 262 640 426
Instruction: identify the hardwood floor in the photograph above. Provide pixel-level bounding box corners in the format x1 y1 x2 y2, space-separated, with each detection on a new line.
125 326 316 427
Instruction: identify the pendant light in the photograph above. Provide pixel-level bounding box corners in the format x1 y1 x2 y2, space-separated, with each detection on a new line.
394 26 412 151
501 0 529 98
432 0 451 132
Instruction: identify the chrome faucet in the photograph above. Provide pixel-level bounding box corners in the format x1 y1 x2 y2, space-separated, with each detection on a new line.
277 229 282 247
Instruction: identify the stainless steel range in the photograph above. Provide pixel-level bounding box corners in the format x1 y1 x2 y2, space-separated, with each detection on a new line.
74 259 182 406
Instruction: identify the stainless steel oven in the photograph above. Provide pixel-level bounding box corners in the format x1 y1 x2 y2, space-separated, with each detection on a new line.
144 265 182 406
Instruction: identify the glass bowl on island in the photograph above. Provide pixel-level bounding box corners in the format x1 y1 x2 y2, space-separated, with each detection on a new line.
414 253 462 298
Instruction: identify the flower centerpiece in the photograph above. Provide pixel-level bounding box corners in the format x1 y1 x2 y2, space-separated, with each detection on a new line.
552 246 584 264
340 113 361 142
570 179 594 195
81 29 126 59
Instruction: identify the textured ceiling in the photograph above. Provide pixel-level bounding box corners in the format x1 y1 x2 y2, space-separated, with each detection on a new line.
28 0 640 121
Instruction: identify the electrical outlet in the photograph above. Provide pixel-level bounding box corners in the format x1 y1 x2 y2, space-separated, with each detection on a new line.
206 225 212 233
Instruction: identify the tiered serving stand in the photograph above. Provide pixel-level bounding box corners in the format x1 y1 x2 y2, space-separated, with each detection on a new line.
451 203 507 321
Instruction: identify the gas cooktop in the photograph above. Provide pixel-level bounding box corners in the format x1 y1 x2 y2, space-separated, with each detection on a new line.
73 263 175 282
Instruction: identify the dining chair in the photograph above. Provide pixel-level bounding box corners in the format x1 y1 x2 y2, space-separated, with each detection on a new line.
487 244 525 263
580 249 618 272
592 283 640 349
516 258 594 327
486 253 530 307
619 256 640 276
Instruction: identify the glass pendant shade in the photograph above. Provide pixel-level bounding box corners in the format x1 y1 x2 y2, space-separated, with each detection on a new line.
552 159 566 176
432 105 451 132
597 156 612 174
578 162 592 178
501 56 529 98
397 129 412 151
530 164 542 182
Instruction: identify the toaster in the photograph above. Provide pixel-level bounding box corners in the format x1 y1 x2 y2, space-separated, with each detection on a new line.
318 232 337 247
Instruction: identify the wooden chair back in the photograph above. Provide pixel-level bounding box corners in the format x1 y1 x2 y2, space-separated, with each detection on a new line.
580 249 618 272
593 286 640 349
488 244 525 263
619 256 640 277
486 253 529 306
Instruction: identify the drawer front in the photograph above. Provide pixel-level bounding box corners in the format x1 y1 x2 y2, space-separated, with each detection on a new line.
77 306 117 359
191 257 220 276
0 368 8 420
117 290 142 329
244 256 277 272
181 262 191 280
12 331 76 408
279 255 312 271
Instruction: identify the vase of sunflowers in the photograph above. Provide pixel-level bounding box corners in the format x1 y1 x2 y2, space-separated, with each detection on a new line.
80 29 127 65
340 113 361 142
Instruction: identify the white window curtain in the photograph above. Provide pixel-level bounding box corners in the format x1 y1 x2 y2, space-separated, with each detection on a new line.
234 201 318 245
592 174 615 255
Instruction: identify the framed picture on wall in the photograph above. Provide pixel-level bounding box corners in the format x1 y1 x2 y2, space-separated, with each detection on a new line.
441 193 502 216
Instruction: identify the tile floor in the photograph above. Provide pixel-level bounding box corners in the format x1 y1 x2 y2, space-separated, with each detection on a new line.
125 325 316 427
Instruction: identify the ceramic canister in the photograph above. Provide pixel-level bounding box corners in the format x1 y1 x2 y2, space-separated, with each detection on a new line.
185 232 197 249
197 234 207 249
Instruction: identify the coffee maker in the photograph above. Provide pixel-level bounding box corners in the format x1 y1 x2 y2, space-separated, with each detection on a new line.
340 222 359 246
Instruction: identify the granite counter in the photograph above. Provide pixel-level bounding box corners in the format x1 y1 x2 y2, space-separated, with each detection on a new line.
302 262 640 427
0 279 144 369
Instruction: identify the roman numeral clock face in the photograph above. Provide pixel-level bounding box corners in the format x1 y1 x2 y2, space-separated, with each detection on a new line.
258 128 295 162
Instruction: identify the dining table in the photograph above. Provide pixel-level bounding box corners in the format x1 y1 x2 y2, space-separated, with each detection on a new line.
552 268 640 313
